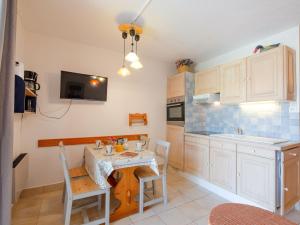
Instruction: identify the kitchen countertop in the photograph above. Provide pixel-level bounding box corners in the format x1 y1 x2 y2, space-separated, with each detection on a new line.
185 132 300 151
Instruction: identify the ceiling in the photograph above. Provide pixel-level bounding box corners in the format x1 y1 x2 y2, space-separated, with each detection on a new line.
19 0 300 63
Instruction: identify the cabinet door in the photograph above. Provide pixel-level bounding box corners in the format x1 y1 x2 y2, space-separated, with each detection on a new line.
210 148 236 193
246 46 284 101
220 59 246 104
237 153 275 210
195 67 220 95
184 142 209 180
166 125 184 170
283 156 300 211
167 73 185 98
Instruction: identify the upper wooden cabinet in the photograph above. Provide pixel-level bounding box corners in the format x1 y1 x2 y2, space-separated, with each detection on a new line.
195 67 220 95
246 45 295 102
220 59 247 104
167 73 185 98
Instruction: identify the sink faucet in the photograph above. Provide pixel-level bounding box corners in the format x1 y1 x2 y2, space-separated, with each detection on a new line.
235 128 243 135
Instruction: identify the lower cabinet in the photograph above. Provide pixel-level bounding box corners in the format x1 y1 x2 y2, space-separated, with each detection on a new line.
237 152 275 210
210 147 237 193
167 125 184 170
282 149 300 212
184 141 209 180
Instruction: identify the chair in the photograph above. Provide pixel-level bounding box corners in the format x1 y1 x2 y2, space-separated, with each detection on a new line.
140 135 150 150
59 141 89 202
134 140 170 213
59 151 111 225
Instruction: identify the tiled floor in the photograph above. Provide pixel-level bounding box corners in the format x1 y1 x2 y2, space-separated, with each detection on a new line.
12 168 300 225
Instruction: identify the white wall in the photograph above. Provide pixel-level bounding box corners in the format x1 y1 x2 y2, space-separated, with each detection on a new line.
13 7 25 159
195 26 300 112
20 31 172 188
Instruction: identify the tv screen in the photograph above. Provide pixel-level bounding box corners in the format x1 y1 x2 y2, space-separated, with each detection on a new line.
60 71 108 101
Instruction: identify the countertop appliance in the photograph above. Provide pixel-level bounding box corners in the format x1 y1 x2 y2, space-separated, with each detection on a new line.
167 96 185 126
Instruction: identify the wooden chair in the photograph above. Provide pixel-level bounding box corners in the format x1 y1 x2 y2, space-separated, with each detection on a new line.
59 151 111 225
134 140 170 213
59 141 89 202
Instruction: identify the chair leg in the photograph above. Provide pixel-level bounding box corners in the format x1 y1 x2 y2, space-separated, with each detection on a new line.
152 180 156 196
162 175 168 207
62 182 66 203
98 195 102 213
139 179 144 214
105 189 110 225
64 195 72 225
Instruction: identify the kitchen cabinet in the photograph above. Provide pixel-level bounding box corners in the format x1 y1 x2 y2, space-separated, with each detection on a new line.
167 125 184 170
184 135 209 179
281 148 300 214
220 59 246 104
237 152 275 210
246 45 295 102
167 73 185 98
210 139 236 193
195 67 220 95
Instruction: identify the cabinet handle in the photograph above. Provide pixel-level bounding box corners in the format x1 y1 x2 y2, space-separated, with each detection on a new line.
284 187 289 192
237 172 241 177
289 153 297 157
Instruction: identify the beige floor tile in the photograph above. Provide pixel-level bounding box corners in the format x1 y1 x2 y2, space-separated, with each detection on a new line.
284 209 300 224
193 215 209 225
129 208 156 222
112 217 133 225
158 207 192 225
194 194 228 211
133 215 165 225
172 179 197 191
179 186 210 201
177 201 210 221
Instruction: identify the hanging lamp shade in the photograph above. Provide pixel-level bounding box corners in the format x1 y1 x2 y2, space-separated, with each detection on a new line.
125 51 139 62
118 65 131 77
130 60 143 69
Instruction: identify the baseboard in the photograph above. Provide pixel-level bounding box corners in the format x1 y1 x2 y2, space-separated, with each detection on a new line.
178 170 270 211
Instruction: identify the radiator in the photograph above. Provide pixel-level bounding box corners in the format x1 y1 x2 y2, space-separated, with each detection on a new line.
12 153 28 203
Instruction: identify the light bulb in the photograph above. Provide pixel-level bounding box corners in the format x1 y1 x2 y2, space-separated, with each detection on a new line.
117 66 131 77
125 51 139 62
130 60 143 69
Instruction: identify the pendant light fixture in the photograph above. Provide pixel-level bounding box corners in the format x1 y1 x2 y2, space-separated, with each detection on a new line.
118 32 131 77
125 28 139 63
130 34 143 69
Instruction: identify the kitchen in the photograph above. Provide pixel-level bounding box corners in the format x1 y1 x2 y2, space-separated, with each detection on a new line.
166 44 300 216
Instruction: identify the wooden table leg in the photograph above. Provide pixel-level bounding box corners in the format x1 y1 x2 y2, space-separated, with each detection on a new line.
110 166 139 222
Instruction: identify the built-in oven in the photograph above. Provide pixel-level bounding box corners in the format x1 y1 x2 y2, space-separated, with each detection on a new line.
167 96 185 126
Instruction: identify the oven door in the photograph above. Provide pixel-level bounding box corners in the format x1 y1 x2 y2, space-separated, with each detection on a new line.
167 102 185 122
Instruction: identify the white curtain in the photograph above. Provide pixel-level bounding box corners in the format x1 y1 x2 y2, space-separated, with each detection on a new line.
0 0 16 224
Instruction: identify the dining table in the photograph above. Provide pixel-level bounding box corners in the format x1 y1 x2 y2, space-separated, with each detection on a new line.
84 142 159 221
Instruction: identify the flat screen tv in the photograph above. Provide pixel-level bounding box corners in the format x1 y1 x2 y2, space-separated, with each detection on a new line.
60 71 108 101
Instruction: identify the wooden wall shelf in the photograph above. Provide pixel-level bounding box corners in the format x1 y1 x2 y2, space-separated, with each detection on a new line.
25 87 37 97
129 113 148 126
38 133 148 148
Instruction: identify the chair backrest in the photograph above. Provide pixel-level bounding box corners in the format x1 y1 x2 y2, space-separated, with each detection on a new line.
58 142 72 195
140 135 150 150
154 140 170 175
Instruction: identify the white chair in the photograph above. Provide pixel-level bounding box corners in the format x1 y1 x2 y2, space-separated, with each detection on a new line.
59 151 111 225
134 140 170 213
59 141 88 203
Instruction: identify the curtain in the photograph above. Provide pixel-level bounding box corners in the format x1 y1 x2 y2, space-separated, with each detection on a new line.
0 0 16 224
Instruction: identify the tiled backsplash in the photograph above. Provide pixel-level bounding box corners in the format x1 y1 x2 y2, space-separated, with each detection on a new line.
185 74 300 141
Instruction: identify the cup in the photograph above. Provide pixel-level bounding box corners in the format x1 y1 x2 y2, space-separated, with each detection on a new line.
95 140 101 149
136 142 142 151
105 145 113 155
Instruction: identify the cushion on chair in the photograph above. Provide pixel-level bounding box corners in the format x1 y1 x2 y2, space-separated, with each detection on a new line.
71 176 100 195
134 166 158 179
69 166 88 178
209 203 296 225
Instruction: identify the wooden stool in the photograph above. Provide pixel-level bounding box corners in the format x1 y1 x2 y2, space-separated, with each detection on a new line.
209 203 296 225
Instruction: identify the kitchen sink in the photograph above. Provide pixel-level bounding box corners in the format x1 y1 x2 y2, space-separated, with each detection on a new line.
210 133 288 144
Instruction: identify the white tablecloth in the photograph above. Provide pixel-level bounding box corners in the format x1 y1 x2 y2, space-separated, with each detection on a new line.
84 144 159 188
